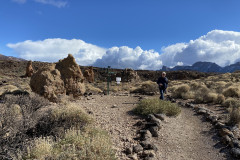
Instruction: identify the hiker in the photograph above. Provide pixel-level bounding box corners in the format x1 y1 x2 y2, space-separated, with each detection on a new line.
157 72 168 100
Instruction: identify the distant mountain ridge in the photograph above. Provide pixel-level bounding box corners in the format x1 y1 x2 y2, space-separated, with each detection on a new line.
161 61 240 73
0 54 25 61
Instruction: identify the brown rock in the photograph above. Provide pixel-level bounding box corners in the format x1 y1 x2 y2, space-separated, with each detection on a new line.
25 60 34 77
219 128 234 137
84 66 94 83
30 64 65 102
56 54 85 97
30 54 86 102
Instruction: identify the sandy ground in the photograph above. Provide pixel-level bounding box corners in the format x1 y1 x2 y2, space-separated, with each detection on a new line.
77 94 229 160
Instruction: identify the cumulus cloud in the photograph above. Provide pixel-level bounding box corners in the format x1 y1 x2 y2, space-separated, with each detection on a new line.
6 30 240 70
160 30 240 67
94 46 163 70
7 38 106 66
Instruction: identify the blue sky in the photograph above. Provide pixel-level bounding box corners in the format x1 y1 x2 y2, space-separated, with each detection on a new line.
1 0 240 69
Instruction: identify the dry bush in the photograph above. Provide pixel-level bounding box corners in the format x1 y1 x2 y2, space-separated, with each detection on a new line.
228 107 240 126
0 93 50 159
204 92 218 103
189 81 200 90
223 98 240 108
85 83 103 94
21 128 116 160
134 98 181 116
172 84 191 99
194 86 211 103
216 94 225 104
130 81 159 95
223 87 240 98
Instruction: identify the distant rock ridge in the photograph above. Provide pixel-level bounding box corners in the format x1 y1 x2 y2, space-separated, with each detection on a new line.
161 61 240 73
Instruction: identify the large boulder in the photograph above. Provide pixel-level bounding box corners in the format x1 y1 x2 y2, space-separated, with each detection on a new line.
83 66 94 83
122 68 140 82
56 54 85 97
30 54 85 101
25 61 34 77
30 64 65 102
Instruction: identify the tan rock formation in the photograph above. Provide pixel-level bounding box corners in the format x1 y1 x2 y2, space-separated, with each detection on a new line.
55 54 85 97
30 54 85 102
84 66 94 83
25 61 34 77
30 64 65 102
123 68 140 82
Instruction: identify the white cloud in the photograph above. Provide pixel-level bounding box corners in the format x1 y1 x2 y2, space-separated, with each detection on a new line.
6 30 240 70
12 0 27 4
7 38 106 66
160 30 240 67
34 0 67 8
11 0 67 8
94 46 163 70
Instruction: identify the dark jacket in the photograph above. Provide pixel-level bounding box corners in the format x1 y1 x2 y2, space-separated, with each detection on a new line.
157 76 168 90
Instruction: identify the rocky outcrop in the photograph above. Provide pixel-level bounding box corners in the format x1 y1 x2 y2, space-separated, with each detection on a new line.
55 54 85 97
25 61 34 77
122 68 140 82
83 66 94 83
30 64 65 102
30 54 85 102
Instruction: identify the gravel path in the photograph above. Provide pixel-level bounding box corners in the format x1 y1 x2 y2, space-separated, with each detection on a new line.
155 107 227 160
77 95 228 160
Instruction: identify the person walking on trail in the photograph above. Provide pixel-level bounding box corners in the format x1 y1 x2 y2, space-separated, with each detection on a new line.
157 72 168 100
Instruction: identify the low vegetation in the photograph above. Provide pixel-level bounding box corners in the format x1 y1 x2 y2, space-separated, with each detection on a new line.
0 91 115 160
21 128 116 160
130 80 159 95
134 98 181 116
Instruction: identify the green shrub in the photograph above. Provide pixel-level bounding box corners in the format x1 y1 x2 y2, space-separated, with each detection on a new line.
134 98 181 116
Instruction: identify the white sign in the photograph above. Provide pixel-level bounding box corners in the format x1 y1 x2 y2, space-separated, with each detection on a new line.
116 77 121 84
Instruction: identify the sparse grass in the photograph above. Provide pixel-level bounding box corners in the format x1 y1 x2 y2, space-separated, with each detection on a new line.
22 128 116 160
134 98 181 116
216 94 225 104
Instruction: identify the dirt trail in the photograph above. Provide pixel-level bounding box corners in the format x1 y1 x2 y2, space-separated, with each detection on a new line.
77 95 228 160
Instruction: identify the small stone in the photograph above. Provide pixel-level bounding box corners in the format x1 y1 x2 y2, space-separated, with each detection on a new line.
142 150 156 158
87 111 93 114
154 113 166 121
197 109 207 115
140 130 152 141
112 104 118 108
149 126 159 137
133 144 143 153
231 148 240 158
231 138 240 148
125 147 132 155
128 153 138 160
134 121 144 126
219 128 234 137
221 135 231 145
214 122 225 129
